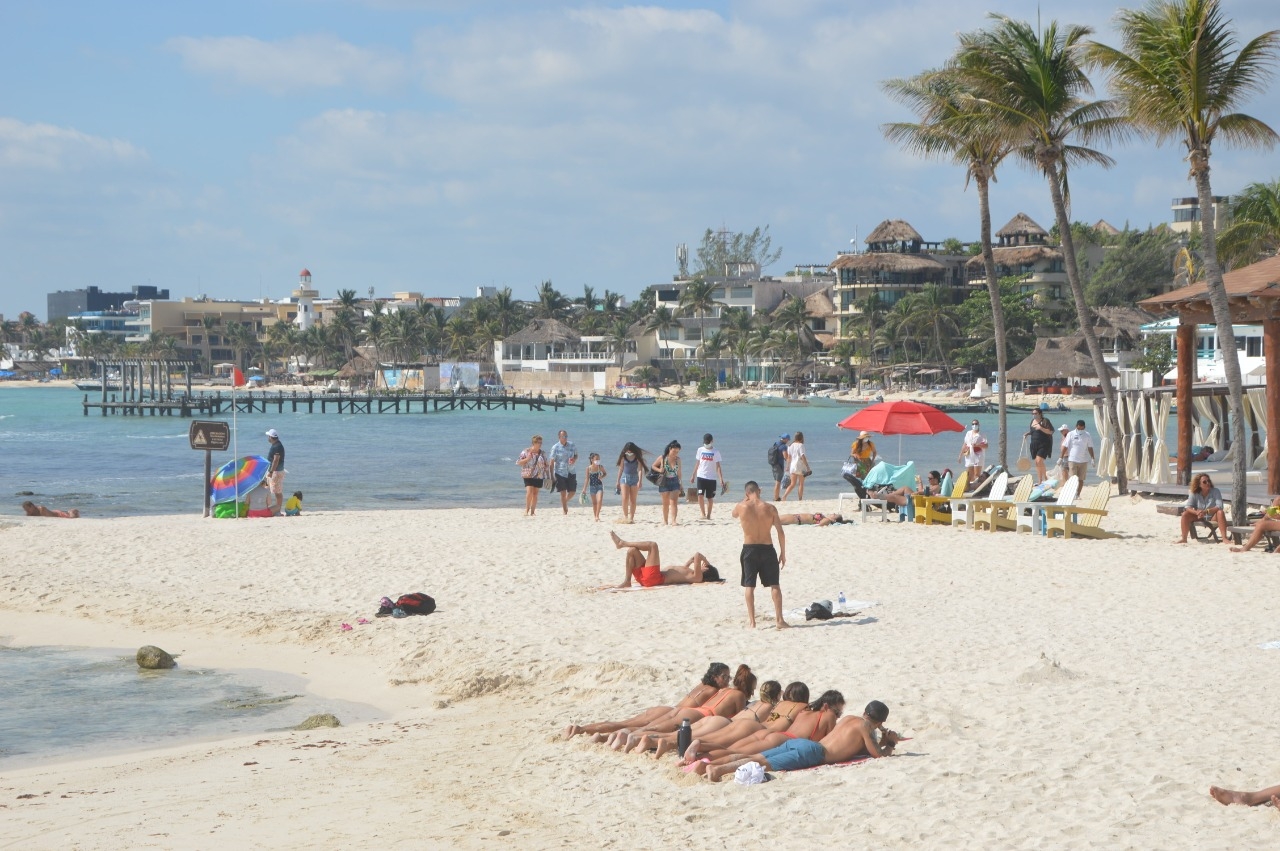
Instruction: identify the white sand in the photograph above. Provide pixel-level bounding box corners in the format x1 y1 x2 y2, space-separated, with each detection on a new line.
2 496 1279 848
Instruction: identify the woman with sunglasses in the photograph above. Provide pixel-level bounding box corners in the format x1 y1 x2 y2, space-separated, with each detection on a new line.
1176 473 1229 544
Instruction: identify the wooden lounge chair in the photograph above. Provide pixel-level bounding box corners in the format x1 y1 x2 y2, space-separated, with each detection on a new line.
952 471 1007 527
913 471 968 526
1011 476 1080 534
1043 484 1115 539
973 475 1033 532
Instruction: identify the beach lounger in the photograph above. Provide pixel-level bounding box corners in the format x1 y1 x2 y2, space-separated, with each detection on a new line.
1043 484 1115 539
913 471 968 526
1011 477 1079 534
952 471 1007 528
973 475 1033 532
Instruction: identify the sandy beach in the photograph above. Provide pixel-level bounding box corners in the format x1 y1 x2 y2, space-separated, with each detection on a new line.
3 496 1279 849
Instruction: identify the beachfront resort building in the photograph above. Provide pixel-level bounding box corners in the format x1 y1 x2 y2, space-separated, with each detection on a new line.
47 285 169 323
963 213 1070 316
830 219 973 341
493 318 636 393
1170 195 1230 235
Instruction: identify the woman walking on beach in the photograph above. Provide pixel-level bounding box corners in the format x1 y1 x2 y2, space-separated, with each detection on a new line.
653 440 683 525
516 435 550 516
781 431 809 501
1026 409 1055 483
582 453 607 521
616 442 645 523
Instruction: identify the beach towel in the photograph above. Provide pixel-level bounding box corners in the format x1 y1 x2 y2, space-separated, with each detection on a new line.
1257 641 1280 650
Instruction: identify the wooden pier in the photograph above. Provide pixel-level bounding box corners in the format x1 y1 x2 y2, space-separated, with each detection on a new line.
84 388 586 417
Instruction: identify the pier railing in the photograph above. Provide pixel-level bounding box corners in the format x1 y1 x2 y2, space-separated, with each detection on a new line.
83 388 586 417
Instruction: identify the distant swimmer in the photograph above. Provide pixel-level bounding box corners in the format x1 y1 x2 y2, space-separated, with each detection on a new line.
22 501 79 518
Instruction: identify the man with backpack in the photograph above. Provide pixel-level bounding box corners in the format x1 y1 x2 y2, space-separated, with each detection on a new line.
769 434 790 501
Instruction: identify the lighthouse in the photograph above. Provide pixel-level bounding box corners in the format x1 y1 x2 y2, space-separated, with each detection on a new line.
293 268 318 331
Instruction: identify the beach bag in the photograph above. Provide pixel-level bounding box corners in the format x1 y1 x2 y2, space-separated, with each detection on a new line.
395 593 436 616
1016 435 1031 471
767 442 782 467
645 467 663 485
805 601 833 621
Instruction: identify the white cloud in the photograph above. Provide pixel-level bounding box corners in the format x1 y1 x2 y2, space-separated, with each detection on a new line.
0 117 146 171
165 34 407 94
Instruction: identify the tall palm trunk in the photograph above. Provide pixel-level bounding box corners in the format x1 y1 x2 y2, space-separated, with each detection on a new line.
1192 153 1248 519
975 170 1009 468
1044 156 1128 493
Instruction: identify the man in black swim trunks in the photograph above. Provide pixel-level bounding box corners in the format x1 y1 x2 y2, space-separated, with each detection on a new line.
731 481 788 630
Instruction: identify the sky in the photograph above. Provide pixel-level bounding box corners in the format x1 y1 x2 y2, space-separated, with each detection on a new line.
1 0 1277 321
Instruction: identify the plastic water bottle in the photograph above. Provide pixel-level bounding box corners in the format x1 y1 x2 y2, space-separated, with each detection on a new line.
837 591 846 612
676 719 692 758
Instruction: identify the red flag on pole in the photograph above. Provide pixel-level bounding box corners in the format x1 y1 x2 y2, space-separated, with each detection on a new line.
232 368 247 387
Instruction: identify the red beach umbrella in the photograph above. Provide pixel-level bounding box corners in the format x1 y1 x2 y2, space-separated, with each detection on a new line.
837 400 965 462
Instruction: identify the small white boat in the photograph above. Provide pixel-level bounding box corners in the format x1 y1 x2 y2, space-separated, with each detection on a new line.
595 392 656 405
749 383 799 407
804 383 843 408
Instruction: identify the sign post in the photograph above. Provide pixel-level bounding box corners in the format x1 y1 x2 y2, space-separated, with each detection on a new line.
190 420 231 517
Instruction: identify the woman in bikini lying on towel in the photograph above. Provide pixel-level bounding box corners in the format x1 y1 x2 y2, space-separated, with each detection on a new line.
562 663 729 739
608 531 720 587
778 513 846 527
626 680 783 758
674 681 810 763
687 690 844 772
605 665 755 750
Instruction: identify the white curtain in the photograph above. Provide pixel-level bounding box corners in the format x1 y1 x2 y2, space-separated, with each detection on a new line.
1192 396 1218 451
1125 393 1143 481
1096 401 1116 477
1247 388 1269 470
1148 394 1172 483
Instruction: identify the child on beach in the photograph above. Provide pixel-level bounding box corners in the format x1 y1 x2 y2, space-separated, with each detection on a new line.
284 491 303 516
582 454 607 521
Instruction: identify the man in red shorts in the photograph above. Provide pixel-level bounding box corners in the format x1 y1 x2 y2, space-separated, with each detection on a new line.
609 531 719 588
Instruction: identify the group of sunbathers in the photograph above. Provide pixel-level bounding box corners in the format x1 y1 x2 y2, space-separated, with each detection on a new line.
562 662 899 781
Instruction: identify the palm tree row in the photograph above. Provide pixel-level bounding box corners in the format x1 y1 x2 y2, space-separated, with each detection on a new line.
879 0 1277 510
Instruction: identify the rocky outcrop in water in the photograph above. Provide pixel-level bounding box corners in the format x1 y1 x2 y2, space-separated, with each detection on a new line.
295 713 341 730
136 645 176 669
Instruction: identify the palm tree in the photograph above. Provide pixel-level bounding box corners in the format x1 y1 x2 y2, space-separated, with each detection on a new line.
882 68 1014 466
677 278 721 380
224 322 258 372
533 281 570 320
1088 0 1278 510
771 294 819 378
490 287 524 338
645 306 679 359
200 315 220 373
955 14 1131 491
900 285 961 375
718 306 756 382
1218 178 1280 268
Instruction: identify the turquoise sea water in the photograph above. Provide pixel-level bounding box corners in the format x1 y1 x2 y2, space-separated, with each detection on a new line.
0 644 382 769
0 387 1113 518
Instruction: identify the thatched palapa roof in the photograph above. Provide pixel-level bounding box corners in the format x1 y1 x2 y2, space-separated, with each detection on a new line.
803 288 835 317
1007 336 1118 381
830 252 946 273
965 244 1062 268
996 212 1048 238
503 318 581 346
865 219 923 245
337 354 378 379
1094 219 1121 236
1090 306 1156 344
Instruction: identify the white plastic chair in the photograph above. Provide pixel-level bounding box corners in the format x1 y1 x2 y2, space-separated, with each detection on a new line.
952 471 1007 528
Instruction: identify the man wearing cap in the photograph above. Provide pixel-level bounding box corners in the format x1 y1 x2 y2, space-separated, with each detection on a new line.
1060 419 1094 485
265 428 285 515
770 434 790 501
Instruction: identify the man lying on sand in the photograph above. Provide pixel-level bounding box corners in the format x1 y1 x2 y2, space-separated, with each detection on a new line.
695 699 899 782
21 501 79 518
1210 783 1280 807
777 512 846 526
688 690 843 767
608 531 720 587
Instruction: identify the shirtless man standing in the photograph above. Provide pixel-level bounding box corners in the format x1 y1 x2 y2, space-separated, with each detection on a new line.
704 700 899 781
732 481 787 629
609 531 718 588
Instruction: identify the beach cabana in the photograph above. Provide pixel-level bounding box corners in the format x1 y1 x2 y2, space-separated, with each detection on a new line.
1139 254 1280 492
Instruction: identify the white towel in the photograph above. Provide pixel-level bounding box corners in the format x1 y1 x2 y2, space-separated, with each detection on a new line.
1257 640 1280 650
734 762 766 785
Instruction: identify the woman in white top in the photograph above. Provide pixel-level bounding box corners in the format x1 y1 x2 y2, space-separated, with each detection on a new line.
959 421 987 484
782 431 809 501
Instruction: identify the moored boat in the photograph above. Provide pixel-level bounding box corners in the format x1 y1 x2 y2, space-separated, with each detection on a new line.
594 393 656 405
